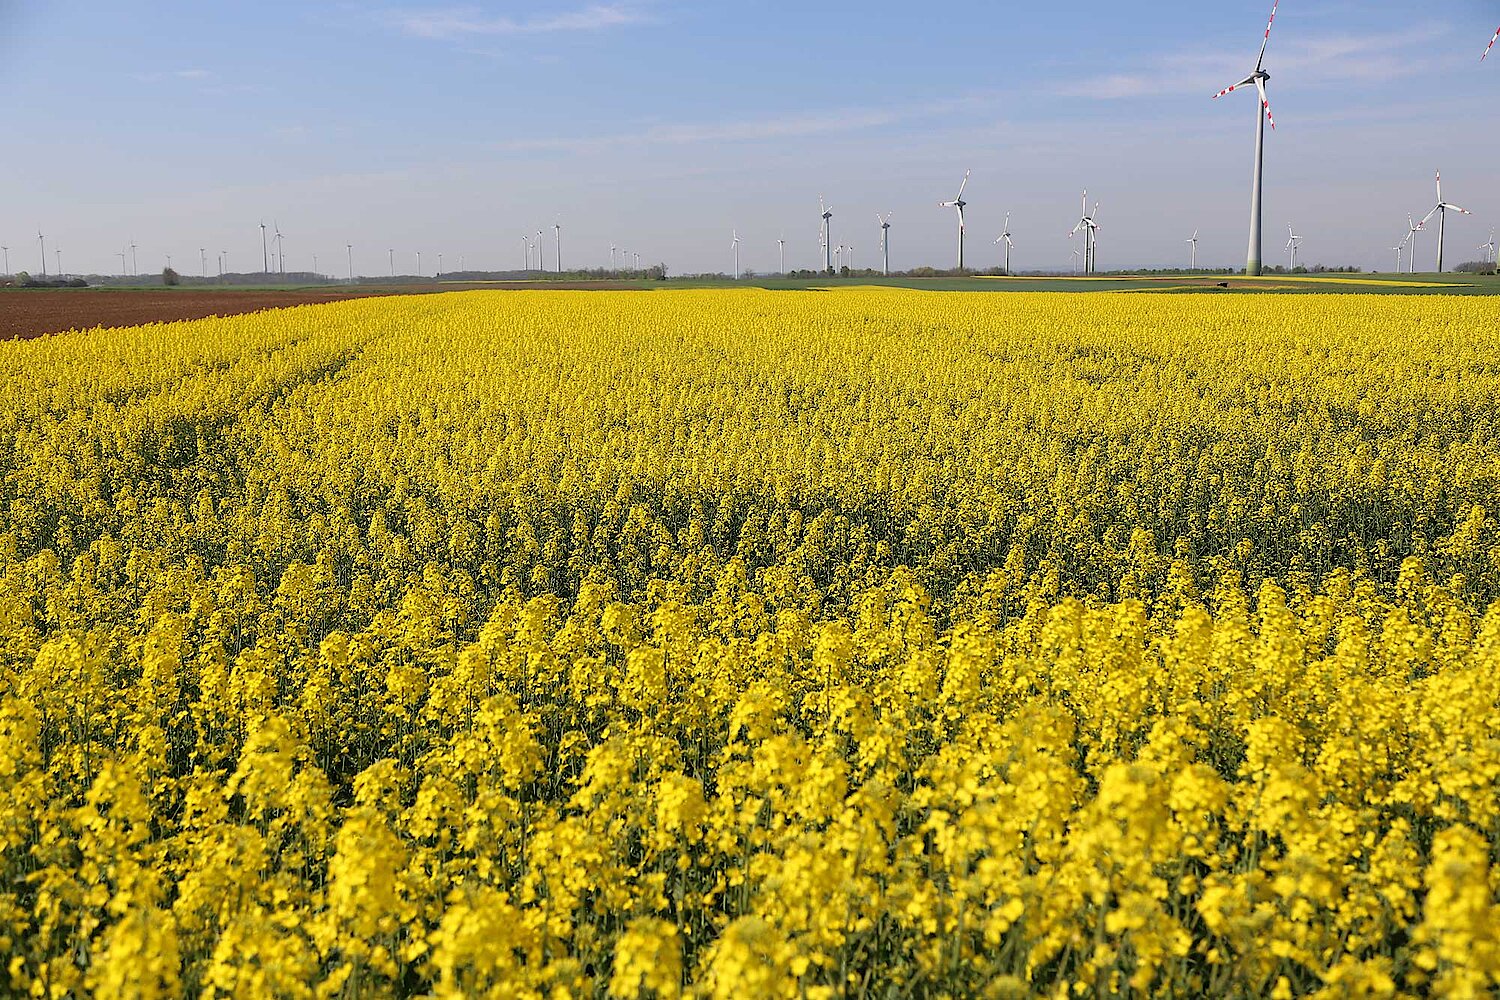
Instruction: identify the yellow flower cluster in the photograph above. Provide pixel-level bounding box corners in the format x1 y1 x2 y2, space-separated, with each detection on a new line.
2 288 1499 997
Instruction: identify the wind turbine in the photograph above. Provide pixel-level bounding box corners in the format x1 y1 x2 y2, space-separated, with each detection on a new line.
55 249 62 277
1285 224 1302 270
778 235 787 275
1 246 8 275
260 222 269 273
554 222 562 272
1070 248 1081 276
1403 215 1423 274
1485 26 1500 62
994 214 1014 274
536 230 544 272
346 244 353 283
130 240 138 276
609 245 617 269
1390 244 1403 274
731 230 741 279
1214 0 1280 276
1070 193 1100 274
939 170 971 270
1420 171 1470 273
820 197 834 273
200 248 207 278
439 253 444 276
1481 229 1498 267
878 214 891 276
37 232 46 276
1186 230 1199 271
389 249 395 277
116 250 127 276
273 222 285 273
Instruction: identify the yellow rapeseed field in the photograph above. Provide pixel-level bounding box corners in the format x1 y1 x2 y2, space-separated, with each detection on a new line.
3 288 1500 998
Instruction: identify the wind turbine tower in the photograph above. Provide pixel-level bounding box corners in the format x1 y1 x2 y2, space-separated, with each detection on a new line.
878 214 891 276
1214 0 1280 275
939 170 971 270
38 232 46 276
1070 193 1100 274
731 231 741 279
995 214 1014 275
1285 224 1303 270
1187 230 1199 271
1420 171 1470 273
555 223 562 272
260 222 269 274
778 236 787 275
820 197 834 273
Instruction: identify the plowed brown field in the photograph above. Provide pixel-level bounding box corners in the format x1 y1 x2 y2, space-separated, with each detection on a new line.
0 283 635 340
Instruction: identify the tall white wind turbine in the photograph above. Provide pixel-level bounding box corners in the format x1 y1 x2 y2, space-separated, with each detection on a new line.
555 222 562 272
1391 244 1403 274
878 214 891 276
1214 0 1280 275
1420 171 1470 273
1187 230 1199 271
1481 229 1498 267
1403 215 1423 274
1285 224 1302 270
37 232 46 276
820 197 833 273
778 235 787 275
1 246 9 275
1070 193 1100 274
731 231 741 279
939 170 971 270
995 213 1013 274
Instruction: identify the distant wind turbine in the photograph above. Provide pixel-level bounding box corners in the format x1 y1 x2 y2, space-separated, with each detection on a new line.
273 222 285 273
878 214 891 276
346 244 353 283
1481 230 1497 266
1 246 10 275
820 196 834 273
731 230 741 279
389 249 395 276
778 235 787 275
1390 244 1403 273
938 170 971 270
260 222 269 274
200 248 207 278
555 222 562 272
1285 224 1302 270
116 250 127 276
1070 248 1081 276
130 240 138 276
1402 215 1423 274
38 232 46 276
537 230 544 272
1070 193 1100 274
1186 230 1199 271
1419 170 1470 273
1214 0 1280 275
994 214 1013 275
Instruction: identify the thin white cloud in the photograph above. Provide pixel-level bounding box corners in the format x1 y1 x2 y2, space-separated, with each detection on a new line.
1055 23 1450 99
132 68 216 83
493 95 999 155
386 4 646 40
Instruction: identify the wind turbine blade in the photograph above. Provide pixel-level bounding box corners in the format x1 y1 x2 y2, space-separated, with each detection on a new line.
1436 170 1442 203
1255 78 1276 129
956 169 970 200
1213 76 1257 99
1255 0 1279 72
1485 26 1500 62
1445 204 1473 215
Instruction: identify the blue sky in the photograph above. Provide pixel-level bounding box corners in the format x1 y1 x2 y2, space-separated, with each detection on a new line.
3 1 1499 276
